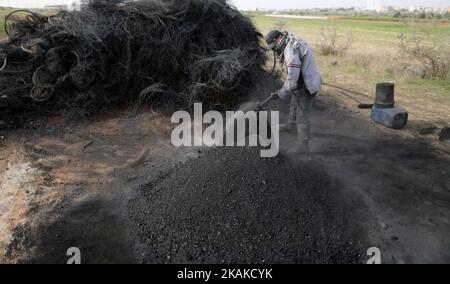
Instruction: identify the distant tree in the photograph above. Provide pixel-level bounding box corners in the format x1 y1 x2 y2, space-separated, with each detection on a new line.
319 22 353 56
393 12 401 18
274 19 288 31
418 12 427 19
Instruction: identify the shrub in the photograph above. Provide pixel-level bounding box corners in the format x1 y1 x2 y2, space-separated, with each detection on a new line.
399 31 450 80
318 22 353 56
274 18 288 31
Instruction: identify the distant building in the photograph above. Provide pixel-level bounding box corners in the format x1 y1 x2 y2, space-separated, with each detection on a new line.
44 5 68 11
366 0 383 12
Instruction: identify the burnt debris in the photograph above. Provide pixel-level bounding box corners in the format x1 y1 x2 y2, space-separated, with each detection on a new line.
0 0 266 117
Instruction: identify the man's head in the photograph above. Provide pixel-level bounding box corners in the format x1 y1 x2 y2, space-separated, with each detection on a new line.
266 30 287 55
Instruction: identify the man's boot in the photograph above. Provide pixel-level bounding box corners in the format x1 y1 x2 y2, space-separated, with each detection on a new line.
287 137 313 161
278 122 296 132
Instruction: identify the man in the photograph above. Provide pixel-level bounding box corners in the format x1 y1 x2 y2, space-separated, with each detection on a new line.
266 30 322 155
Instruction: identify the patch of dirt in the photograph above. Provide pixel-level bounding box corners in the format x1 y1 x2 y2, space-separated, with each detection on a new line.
296 91 450 263
0 110 195 263
0 159 43 262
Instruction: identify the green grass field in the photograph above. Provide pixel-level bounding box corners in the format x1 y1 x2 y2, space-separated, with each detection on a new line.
0 25 4 37
251 14 449 41
0 9 13 37
0 9 43 37
0 15 6 37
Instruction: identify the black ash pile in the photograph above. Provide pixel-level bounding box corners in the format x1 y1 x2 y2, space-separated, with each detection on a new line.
129 147 365 264
0 0 266 116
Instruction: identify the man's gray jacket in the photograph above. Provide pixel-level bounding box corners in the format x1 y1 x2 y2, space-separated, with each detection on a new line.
278 36 322 100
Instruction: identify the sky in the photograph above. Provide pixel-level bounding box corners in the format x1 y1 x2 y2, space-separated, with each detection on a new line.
0 0 449 9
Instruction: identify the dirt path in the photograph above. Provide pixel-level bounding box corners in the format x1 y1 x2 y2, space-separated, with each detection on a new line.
0 110 197 263
299 92 450 263
0 89 449 263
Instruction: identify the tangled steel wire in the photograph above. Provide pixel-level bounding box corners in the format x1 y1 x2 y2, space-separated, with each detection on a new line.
0 0 266 116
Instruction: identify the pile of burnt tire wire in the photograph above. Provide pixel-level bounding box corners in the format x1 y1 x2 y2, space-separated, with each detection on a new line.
0 0 266 117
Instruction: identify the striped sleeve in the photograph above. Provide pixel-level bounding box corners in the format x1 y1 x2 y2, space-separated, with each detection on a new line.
278 46 302 100
287 63 302 69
